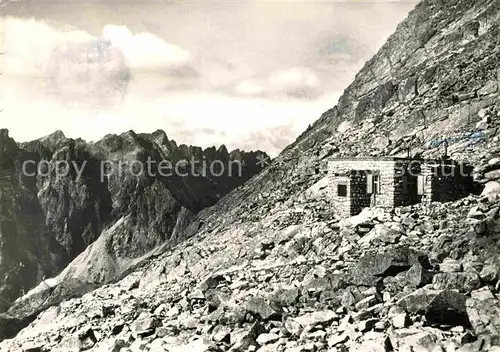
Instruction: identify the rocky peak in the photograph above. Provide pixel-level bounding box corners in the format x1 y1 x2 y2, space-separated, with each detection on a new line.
144 130 170 148
0 129 19 169
39 130 66 147
138 130 177 159
148 129 169 142
217 144 229 155
0 128 10 141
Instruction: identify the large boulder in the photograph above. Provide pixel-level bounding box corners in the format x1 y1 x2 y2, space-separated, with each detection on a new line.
482 181 500 202
467 296 500 342
349 247 430 285
398 289 470 327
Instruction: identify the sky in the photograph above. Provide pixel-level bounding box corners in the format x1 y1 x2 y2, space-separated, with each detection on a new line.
1 0 416 156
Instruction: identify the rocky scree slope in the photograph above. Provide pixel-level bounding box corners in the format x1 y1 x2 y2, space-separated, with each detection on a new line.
0 128 268 338
4 199 500 352
1 0 500 350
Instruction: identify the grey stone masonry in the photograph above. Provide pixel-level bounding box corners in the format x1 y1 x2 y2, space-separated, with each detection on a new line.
328 157 474 217
331 175 351 218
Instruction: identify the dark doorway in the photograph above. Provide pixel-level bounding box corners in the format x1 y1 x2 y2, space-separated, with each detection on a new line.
350 170 372 216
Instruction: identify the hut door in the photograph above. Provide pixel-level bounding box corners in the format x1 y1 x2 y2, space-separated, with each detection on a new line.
350 170 371 215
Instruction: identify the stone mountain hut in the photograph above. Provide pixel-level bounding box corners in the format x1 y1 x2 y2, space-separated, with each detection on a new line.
328 157 475 217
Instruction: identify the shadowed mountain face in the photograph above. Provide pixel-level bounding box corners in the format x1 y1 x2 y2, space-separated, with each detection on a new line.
0 130 68 313
0 128 269 313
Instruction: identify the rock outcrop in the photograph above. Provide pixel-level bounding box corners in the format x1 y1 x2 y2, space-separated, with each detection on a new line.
1 0 499 350
0 129 67 313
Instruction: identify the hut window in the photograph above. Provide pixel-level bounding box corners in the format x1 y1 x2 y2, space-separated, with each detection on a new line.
337 184 347 197
367 173 380 194
417 175 425 195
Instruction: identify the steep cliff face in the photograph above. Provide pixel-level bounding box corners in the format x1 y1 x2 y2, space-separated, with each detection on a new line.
1 0 500 349
0 128 269 317
0 130 67 312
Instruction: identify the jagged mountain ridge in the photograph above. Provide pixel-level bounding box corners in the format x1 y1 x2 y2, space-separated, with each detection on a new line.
1 0 500 350
0 128 269 316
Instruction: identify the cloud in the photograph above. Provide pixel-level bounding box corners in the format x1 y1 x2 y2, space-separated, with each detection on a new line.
2 17 199 107
231 67 343 100
234 81 264 96
2 18 195 76
1 76 341 156
1 0 415 155
2 17 95 76
102 25 193 69
233 70 321 100
268 68 321 98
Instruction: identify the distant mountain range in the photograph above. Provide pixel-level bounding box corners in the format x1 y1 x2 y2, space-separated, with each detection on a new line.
0 128 269 315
